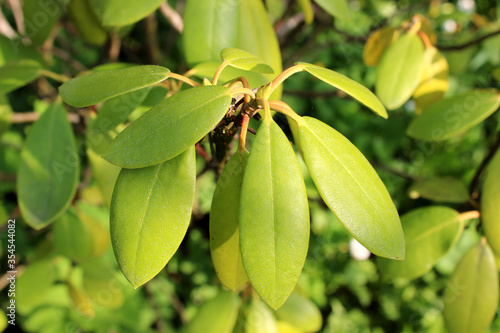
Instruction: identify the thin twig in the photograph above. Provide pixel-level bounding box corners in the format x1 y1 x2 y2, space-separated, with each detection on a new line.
109 33 121 62
6 0 23 35
11 112 79 124
470 130 500 198
437 29 500 51
0 8 17 38
458 210 480 222
159 2 183 33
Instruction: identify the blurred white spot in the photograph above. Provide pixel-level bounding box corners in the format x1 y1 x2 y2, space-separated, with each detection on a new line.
349 238 371 260
443 19 458 33
458 0 475 13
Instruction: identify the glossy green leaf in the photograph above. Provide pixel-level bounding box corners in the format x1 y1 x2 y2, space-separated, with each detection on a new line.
482 149 500 256
210 150 249 290
221 48 274 74
0 60 41 94
22 0 64 46
443 241 499 333
378 207 463 280
59 65 170 107
183 291 239 333
275 292 323 332
244 299 278 333
240 119 309 310
375 32 424 110
88 0 163 26
104 85 232 168
53 208 94 261
409 176 469 203
314 0 351 20
0 95 12 137
297 0 314 24
298 62 387 118
68 0 108 46
407 90 500 141
18 103 79 229
297 116 404 259
111 147 195 288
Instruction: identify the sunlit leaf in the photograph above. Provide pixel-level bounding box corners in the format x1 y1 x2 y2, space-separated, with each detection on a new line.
275 292 323 332
409 176 469 203
378 206 463 280
298 62 387 118
18 103 79 229
443 241 499 333
363 26 399 67
221 48 274 74
314 0 351 20
59 65 170 107
68 0 108 46
375 32 424 110
407 90 500 141
482 149 500 256
0 60 41 95
210 150 249 290
183 292 240 333
244 299 278 333
111 147 195 288
298 117 404 259
104 85 232 168
88 0 163 26
240 119 309 309
297 0 314 24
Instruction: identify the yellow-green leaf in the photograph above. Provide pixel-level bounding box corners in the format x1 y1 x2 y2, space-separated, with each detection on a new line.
110 147 195 288
210 150 249 290
244 299 278 333
18 103 79 229
88 0 164 26
221 48 274 74
407 90 500 141
443 241 499 333
0 95 12 137
68 283 95 318
297 117 404 259
375 32 424 110
314 0 351 20
297 62 387 118
0 60 41 95
297 0 314 24
378 206 463 280
17 260 55 315
59 65 170 107
482 149 500 256
240 120 309 310
275 292 323 332
363 26 399 67
53 208 95 262
409 176 469 203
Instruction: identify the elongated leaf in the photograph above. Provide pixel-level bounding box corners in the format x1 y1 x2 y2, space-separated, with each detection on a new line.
53 208 95 262
407 90 500 141
298 117 404 259
59 65 170 107
275 292 323 332
221 48 274 74
22 0 63 46
18 103 79 229
409 176 469 203
0 60 41 94
298 62 387 118
314 0 351 20
88 0 163 26
482 149 500 255
104 85 232 168
68 0 108 46
111 147 195 288
376 32 424 110
363 26 399 67
210 150 249 290
183 292 239 333
297 0 314 24
240 119 309 310
378 207 463 279
443 241 499 333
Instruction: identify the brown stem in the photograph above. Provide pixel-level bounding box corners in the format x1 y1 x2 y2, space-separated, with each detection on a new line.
109 33 121 62
6 0 23 35
159 2 183 33
196 142 211 163
437 29 500 51
0 8 17 38
11 112 79 124
458 210 480 222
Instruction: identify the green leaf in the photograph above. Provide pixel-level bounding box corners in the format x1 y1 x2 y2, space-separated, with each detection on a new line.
183 291 240 333
17 260 55 315
443 241 499 333
110 147 195 288
53 208 95 262
314 0 351 20
409 176 469 203
87 148 120 207
59 65 170 107
210 150 249 290
68 0 108 46
375 32 424 110
378 206 463 280
275 292 323 332
407 90 500 141
18 103 79 229
22 0 64 46
298 62 387 118
88 0 164 26
297 0 314 24
244 299 278 333
0 95 12 137
0 60 41 95
240 120 309 310
482 149 500 256
221 48 274 74
68 282 95 318
297 117 404 259
104 85 232 168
